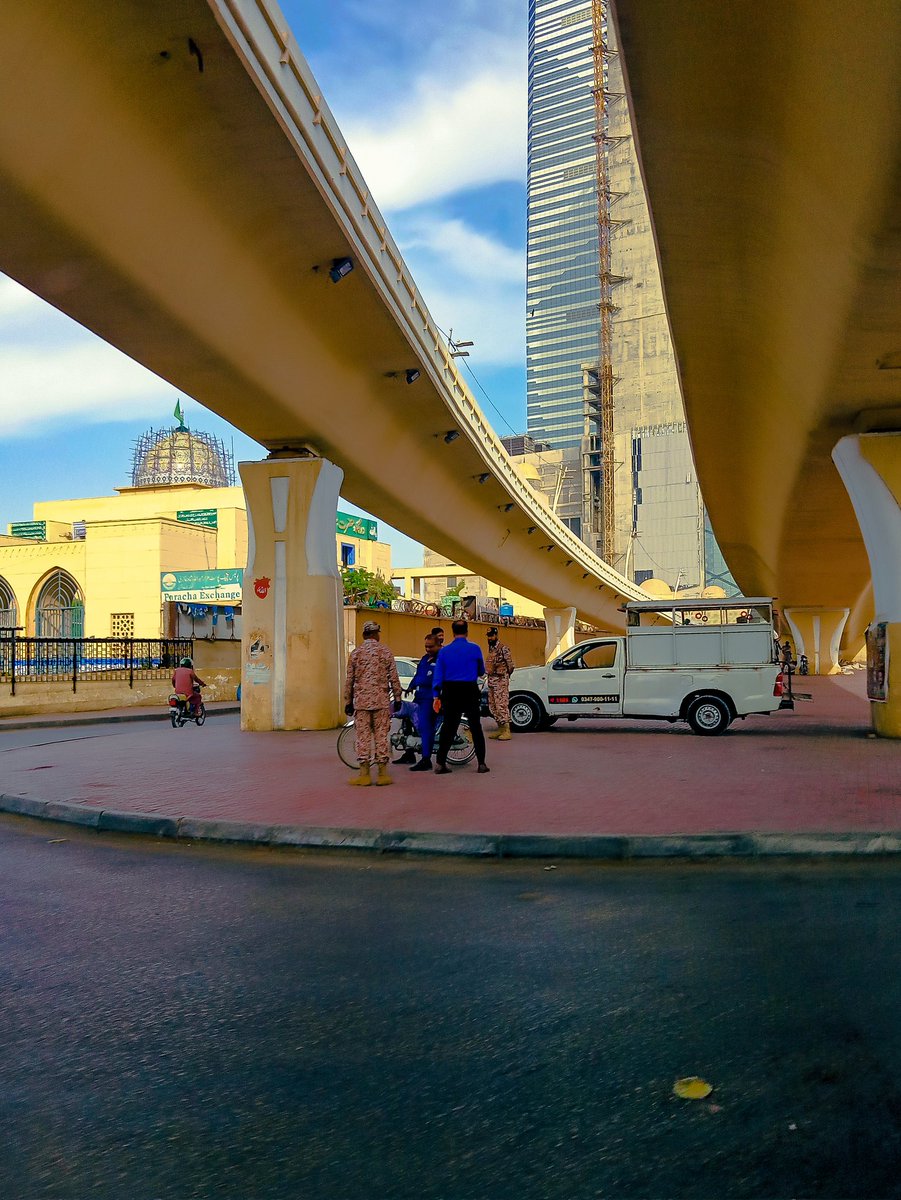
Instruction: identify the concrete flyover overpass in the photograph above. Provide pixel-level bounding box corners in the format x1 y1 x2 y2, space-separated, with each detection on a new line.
0 0 648 730
614 0 901 734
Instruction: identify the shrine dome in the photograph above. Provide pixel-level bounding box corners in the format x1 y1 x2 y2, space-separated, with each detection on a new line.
131 421 235 489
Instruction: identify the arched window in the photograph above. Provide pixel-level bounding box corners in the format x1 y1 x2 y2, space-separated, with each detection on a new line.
35 570 84 638
0 577 17 629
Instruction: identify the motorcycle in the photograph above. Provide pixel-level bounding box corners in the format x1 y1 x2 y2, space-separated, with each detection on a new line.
337 711 476 769
168 686 206 728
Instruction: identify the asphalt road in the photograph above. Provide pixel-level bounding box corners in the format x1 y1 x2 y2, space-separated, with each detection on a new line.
1 818 899 1200
0 719 236 752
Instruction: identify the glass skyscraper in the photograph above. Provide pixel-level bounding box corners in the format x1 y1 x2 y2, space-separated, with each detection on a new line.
523 1 732 593
526 0 601 451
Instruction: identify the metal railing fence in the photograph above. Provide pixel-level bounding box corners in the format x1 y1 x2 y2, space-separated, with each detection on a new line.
0 633 193 695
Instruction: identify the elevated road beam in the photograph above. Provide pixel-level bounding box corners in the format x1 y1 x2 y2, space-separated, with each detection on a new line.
0 0 646 654
614 0 901 639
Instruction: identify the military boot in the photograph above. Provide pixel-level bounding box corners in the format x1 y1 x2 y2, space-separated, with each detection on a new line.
496 723 512 740
375 763 393 786
349 763 372 786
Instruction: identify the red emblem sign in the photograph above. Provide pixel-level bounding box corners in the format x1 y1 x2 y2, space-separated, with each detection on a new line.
254 577 271 599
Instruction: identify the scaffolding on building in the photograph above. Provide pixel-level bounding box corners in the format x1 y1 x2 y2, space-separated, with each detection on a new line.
587 0 626 564
130 425 236 489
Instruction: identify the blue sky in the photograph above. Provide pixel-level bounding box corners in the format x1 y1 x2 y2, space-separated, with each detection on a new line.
0 0 527 566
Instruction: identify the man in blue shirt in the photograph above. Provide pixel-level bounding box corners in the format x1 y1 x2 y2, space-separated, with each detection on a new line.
432 618 489 774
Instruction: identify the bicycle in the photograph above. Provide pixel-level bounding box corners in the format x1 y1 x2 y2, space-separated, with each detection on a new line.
337 713 476 769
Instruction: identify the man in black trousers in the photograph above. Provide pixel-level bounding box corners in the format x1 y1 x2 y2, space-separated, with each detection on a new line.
432 618 489 774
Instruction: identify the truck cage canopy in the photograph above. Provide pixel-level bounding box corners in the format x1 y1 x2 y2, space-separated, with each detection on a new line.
624 598 775 629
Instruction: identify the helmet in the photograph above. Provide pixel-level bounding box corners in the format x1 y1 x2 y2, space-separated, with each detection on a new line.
180 657 193 667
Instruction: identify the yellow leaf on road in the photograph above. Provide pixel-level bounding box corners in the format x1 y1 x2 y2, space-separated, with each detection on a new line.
673 1076 713 1100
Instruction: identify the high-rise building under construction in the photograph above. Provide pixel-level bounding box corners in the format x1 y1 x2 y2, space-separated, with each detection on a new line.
525 0 732 593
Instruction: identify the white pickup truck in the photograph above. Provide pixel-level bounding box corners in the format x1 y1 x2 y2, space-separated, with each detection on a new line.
508 597 786 736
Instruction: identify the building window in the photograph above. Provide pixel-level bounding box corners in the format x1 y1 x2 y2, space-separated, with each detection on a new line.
635 569 654 585
34 569 84 637
0 576 17 629
340 543 355 568
111 613 135 638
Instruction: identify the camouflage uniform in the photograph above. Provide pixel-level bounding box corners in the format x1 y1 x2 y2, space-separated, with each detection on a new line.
486 640 515 725
344 639 402 765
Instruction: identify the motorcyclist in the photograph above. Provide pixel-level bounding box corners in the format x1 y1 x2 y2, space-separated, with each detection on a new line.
171 656 206 714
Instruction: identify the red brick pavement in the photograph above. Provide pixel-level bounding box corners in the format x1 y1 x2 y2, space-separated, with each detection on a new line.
1 673 898 838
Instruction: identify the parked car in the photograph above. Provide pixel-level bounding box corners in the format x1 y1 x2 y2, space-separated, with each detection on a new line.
394 656 418 691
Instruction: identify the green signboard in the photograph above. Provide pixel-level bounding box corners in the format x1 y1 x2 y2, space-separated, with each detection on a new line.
9 521 46 540
176 508 219 529
336 511 377 541
160 568 242 603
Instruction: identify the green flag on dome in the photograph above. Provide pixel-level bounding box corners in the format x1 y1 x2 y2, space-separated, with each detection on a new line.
174 399 186 428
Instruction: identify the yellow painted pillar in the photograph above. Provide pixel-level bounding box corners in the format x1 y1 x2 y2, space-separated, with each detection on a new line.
239 456 344 731
782 608 849 675
832 433 901 737
543 606 576 662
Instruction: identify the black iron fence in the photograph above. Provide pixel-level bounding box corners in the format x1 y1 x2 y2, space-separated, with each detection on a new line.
0 633 193 694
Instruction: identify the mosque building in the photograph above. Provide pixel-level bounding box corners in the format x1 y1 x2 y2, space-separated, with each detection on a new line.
0 412 390 639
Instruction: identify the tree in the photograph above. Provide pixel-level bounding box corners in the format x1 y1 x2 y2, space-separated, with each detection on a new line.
341 566 397 607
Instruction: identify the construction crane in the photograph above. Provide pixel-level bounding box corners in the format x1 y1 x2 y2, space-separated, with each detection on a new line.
591 0 616 563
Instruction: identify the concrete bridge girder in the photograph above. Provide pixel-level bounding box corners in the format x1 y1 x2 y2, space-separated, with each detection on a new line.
614 0 901 732
0 0 646 660
614 0 901 611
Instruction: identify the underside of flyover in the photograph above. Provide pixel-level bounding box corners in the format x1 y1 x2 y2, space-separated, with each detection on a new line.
0 0 646 634
613 0 901 655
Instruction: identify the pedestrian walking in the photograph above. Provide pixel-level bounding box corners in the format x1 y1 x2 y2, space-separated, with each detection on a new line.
485 627 515 740
432 618 488 775
343 620 403 787
407 633 441 771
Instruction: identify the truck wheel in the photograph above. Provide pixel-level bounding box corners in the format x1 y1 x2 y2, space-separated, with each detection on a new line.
687 695 731 735
509 694 543 733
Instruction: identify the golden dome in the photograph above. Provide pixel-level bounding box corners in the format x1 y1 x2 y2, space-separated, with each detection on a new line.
132 426 234 488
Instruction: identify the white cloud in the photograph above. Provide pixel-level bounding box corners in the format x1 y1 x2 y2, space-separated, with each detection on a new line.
0 324 177 436
394 217 524 366
0 276 43 319
345 63 525 212
401 217 523 285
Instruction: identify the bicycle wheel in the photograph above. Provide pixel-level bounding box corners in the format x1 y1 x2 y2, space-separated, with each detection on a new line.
446 720 476 767
337 722 358 768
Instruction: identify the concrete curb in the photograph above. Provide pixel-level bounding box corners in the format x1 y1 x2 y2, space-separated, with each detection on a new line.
0 705 240 732
1 792 900 860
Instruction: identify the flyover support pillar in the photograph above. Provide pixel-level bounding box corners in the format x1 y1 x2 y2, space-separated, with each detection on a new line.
782 608 849 676
832 433 901 738
238 456 345 731
543 607 576 663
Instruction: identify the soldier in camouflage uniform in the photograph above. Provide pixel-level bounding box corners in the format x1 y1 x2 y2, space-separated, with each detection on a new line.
485 626 515 740
344 621 403 786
